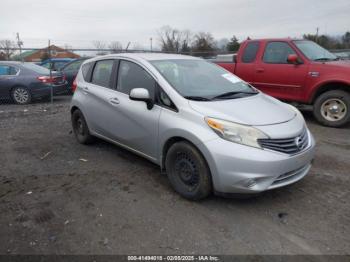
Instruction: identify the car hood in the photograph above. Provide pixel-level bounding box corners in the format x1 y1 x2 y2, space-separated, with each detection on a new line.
188 93 296 126
311 60 350 71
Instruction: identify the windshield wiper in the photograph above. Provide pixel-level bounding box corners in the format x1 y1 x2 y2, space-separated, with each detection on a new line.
184 96 212 101
212 91 258 100
314 58 334 61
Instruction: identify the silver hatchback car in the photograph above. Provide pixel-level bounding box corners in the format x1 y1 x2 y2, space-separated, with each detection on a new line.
71 53 315 200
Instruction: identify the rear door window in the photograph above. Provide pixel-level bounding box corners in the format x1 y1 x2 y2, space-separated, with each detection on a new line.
91 60 114 88
0 65 19 75
242 42 260 63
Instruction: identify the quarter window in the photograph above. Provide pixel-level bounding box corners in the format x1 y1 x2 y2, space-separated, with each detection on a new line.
82 62 93 81
242 42 260 63
117 60 155 98
91 60 114 88
263 42 296 64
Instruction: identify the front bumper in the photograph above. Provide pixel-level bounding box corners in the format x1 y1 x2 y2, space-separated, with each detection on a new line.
197 129 316 194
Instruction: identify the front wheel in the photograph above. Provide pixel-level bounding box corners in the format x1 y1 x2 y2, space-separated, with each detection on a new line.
313 90 350 127
165 141 212 200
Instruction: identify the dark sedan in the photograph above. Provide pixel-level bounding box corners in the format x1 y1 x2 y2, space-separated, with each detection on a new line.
0 62 68 104
61 58 89 93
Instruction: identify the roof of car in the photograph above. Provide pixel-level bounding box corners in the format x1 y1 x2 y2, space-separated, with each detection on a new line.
0 61 26 65
98 52 199 61
244 38 304 42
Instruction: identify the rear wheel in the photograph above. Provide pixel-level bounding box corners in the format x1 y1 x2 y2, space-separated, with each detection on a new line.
11 86 31 104
165 141 212 200
71 109 95 144
313 90 350 127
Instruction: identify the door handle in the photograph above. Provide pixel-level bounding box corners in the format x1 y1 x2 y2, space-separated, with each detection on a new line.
82 86 89 91
256 68 265 73
109 97 120 105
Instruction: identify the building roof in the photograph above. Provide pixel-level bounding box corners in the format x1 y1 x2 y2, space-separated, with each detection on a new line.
21 50 37 58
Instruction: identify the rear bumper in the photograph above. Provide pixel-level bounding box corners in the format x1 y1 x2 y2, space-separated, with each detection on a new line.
31 82 69 98
197 129 316 194
52 82 69 95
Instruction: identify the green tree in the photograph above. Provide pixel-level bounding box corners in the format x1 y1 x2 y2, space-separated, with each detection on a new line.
342 31 350 48
226 36 240 52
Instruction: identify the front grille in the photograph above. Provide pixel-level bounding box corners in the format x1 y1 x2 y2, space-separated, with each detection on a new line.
258 128 309 155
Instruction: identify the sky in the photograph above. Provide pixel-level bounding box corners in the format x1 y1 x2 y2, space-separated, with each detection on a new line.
0 0 349 50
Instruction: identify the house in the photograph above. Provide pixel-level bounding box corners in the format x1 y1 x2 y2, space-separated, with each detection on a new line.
19 45 80 62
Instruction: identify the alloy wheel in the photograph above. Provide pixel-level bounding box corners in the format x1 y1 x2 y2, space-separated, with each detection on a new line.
13 88 29 104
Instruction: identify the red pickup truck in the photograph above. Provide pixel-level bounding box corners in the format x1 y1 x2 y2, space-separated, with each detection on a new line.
215 38 350 127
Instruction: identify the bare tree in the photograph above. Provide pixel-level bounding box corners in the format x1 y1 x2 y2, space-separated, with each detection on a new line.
109 41 123 53
0 39 16 60
191 32 217 57
92 40 107 55
181 29 193 53
158 26 193 53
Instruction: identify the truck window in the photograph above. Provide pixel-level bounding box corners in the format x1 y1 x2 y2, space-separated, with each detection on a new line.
242 42 260 63
263 42 296 64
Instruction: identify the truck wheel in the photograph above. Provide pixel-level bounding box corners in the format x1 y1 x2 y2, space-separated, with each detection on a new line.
165 141 212 200
313 90 350 127
71 109 95 144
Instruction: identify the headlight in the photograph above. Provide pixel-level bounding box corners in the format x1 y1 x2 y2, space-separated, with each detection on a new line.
205 117 269 148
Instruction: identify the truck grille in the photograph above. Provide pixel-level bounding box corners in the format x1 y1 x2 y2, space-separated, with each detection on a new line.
258 128 309 155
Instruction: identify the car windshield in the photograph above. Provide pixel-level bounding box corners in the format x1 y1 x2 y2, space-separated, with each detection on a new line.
151 59 256 100
22 63 51 74
293 40 337 61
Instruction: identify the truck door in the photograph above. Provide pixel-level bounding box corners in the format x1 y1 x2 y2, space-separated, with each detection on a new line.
253 41 308 101
235 41 260 84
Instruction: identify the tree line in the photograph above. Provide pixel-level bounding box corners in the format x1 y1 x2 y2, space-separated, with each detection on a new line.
1 28 350 60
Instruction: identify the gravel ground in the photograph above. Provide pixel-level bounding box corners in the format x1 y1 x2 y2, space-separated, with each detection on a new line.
0 96 349 255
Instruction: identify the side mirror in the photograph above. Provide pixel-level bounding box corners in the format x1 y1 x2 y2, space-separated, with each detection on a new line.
129 88 154 110
287 54 301 65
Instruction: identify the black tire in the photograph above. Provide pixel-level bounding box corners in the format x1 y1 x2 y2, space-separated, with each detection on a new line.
313 90 350 127
71 109 95 144
11 86 32 105
165 141 212 200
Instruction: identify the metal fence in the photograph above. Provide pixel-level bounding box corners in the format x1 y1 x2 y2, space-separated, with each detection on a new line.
0 46 349 107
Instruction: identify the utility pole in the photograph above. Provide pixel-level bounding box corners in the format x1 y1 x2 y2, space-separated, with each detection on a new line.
16 33 23 62
125 42 131 52
316 27 319 43
150 37 153 52
48 40 53 105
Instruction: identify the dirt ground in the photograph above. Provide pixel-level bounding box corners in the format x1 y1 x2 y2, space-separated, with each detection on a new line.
0 96 349 255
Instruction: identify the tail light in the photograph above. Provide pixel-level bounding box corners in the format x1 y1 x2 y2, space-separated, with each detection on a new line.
72 77 78 93
37 76 55 83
